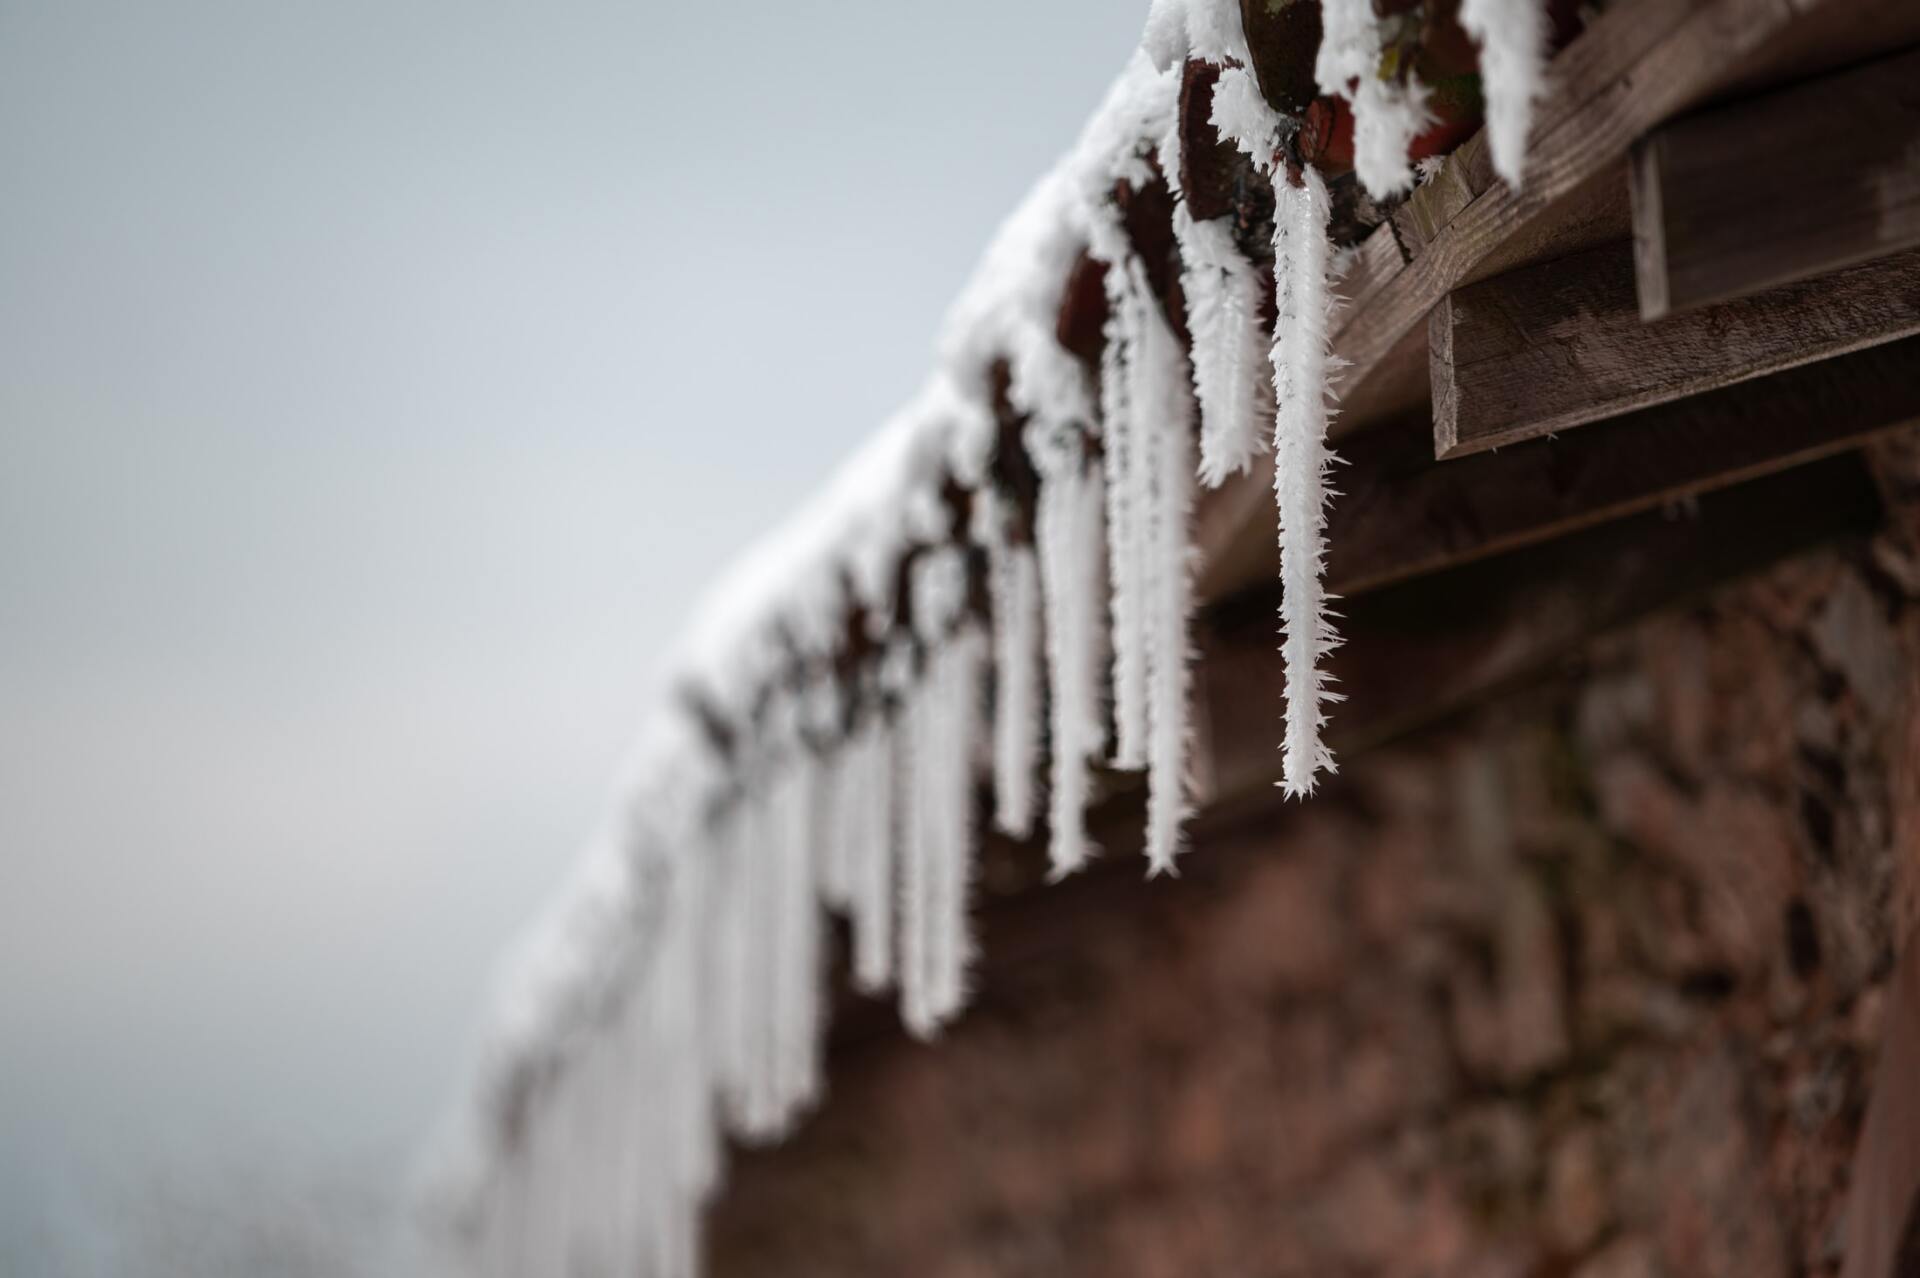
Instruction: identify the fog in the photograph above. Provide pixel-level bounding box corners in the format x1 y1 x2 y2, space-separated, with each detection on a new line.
0 1 1142 1270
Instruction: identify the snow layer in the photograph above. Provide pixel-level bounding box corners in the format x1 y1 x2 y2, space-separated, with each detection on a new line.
1461 0 1548 186
1316 0 1431 198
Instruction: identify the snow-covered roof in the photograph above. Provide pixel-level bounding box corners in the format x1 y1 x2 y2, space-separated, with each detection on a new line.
421 2 1549 1271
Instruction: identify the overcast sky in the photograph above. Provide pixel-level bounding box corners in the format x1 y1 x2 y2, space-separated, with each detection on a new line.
0 1 1142 1270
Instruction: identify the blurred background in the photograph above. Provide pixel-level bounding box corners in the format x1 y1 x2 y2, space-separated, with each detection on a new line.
0 2 1142 1272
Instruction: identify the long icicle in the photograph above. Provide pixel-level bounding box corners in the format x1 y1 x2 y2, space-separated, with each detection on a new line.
897 666 934 1035
1031 427 1107 878
900 547 970 1038
924 622 985 1028
743 756 792 1138
769 739 824 1118
1270 165 1343 797
847 704 896 993
989 544 1042 838
1126 257 1199 875
980 489 1043 840
1101 263 1150 769
710 805 758 1138
808 674 853 914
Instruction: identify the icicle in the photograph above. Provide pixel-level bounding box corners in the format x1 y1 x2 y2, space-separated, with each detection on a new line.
739 774 788 1140
1459 0 1546 187
1317 0 1431 199
1174 204 1269 487
897 670 934 1035
849 715 896 992
805 674 853 912
898 548 982 1039
1270 165 1344 797
1030 426 1108 878
768 739 824 1119
1158 77 1270 490
978 489 1043 839
660 849 719 1216
929 622 985 1025
819 740 855 912
1124 257 1199 876
579 1004 629 1276
1100 262 1151 769
710 806 759 1137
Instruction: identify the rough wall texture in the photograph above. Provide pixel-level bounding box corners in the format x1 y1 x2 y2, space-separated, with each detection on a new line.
706 456 1920 1278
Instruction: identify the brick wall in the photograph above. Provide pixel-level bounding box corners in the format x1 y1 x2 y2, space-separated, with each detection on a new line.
706 478 1920 1277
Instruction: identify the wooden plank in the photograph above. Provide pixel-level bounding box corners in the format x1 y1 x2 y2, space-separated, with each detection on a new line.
1197 455 1883 808
1631 45 1920 321
1192 0 1920 601
1431 241 1920 459
1332 336 1920 594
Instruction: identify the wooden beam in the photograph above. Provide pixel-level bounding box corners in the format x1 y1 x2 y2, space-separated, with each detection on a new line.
1631 45 1920 321
1198 454 1883 807
1333 336 1920 593
1431 241 1920 459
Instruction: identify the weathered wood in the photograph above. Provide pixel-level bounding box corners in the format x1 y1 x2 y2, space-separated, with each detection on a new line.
1198 455 1882 807
1332 336 1920 594
826 452 1885 1050
1177 60 1245 224
1631 45 1920 321
1193 0 1920 600
1431 241 1920 459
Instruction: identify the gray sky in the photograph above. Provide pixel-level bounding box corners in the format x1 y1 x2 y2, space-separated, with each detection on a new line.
0 0 1142 1270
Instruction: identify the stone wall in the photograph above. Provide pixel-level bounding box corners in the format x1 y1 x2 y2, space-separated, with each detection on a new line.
705 468 1920 1278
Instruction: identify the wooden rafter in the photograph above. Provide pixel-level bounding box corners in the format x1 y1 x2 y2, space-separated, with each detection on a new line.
1334 336 1920 594
1430 242 1920 458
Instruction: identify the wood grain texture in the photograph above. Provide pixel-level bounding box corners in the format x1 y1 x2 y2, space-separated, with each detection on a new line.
1197 455 1882 808
1332 336 1920 594
1193 0 1920 601
1432 241 1920 458
1631 45 1920 321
